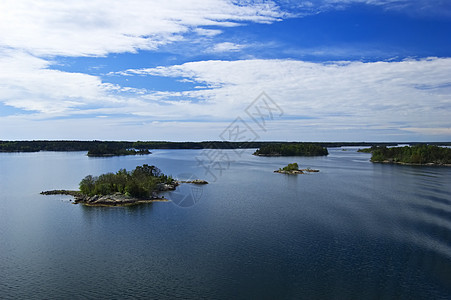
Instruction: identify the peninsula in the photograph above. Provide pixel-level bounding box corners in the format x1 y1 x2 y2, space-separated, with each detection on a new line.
41 164 208 206
359 145 451 166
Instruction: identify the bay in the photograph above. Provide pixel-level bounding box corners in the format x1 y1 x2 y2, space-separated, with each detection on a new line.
0 148 450 299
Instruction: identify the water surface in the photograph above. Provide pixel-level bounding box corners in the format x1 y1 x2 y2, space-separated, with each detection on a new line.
0 148 450 299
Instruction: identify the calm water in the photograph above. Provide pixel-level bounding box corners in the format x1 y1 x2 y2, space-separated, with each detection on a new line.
0 148 450 299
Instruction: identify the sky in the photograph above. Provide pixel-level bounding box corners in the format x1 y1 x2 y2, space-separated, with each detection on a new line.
0 0 450 142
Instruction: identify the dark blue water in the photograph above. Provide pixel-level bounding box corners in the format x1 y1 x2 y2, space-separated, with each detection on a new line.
0 148 450 299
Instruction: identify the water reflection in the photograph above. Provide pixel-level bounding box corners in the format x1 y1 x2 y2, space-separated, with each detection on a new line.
80 202 156 220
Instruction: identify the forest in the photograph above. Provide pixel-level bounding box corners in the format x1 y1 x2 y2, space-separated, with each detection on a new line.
361 145 451 164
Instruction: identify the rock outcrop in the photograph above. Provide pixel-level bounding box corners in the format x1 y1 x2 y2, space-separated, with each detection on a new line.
177 179 208 184
274 168 319 175
73 193 168 206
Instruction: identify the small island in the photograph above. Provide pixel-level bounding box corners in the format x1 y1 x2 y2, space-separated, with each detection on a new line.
358 145 451 166
41 164 208 206
254 143 328 156
274 163 320 175
87 146 151 157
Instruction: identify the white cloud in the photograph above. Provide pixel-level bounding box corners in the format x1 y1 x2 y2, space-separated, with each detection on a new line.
209 42 246 53
0 0 446 60
112 57 451 139
0 0 284 57
194 28 223 37
2 53 450 141
0 50 113 114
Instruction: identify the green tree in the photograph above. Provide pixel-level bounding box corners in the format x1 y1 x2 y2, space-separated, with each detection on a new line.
79 175 96 196
282 163 299 171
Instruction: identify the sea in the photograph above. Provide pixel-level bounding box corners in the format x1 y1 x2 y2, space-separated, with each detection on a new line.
0 148 450 299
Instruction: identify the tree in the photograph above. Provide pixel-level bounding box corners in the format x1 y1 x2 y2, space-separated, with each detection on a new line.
282 163 299 171
79 175 96 196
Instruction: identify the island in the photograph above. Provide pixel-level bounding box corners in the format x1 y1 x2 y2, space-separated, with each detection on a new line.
358 145 451 166
41 164 208 206
274 163 320 175
87 146 151 157
254 143 328 156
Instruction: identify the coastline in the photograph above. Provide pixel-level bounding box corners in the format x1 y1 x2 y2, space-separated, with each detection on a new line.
41 190 169 206
76 194 170 206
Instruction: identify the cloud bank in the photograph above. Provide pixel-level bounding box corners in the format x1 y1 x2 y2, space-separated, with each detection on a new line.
0 0 284 57
1 54 450 140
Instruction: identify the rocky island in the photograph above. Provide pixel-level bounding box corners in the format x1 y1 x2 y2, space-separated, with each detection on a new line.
41 164 208 206
274 163 320 175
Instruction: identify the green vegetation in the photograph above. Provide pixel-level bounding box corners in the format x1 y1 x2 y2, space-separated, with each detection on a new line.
79 164 175 198
254 143 328 156
365 145 451 165
280 163 299 171
3 141 451 160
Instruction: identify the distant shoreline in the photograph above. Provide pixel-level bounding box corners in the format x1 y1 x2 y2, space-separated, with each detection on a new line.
5 140 449 153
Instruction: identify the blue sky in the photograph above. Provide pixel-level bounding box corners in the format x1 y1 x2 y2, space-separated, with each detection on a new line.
0 0 450 141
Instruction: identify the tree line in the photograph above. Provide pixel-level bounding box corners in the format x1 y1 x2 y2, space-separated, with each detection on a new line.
254 143 329 156
2 140 450 153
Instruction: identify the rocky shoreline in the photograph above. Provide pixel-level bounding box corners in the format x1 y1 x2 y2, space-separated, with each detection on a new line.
274 169 320 175
40 190 168 206
75 193 169 206
372 160 451 167
254 153 283 156
177 179 209 184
